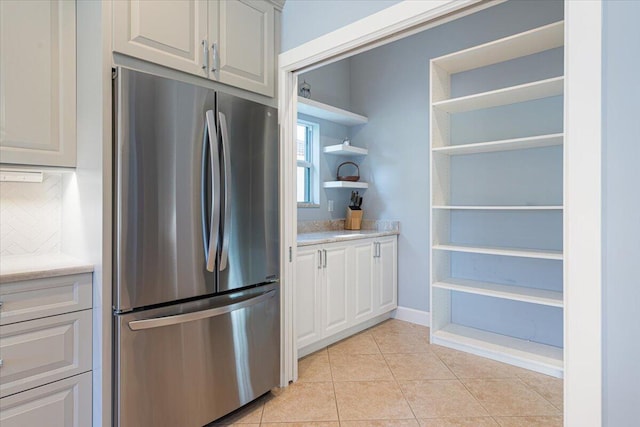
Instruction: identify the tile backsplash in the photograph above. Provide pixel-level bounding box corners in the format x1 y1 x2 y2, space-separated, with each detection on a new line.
0 173 62 256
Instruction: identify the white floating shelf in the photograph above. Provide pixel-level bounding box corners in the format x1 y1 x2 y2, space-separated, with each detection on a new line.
298 97 368 126
431 324 563 378
323 144 368 156
432 133 563 155
432 76 564 114
323 181 369 189
432 243 563 260
433 278 563 307
432 205 563 210
433 21 564 74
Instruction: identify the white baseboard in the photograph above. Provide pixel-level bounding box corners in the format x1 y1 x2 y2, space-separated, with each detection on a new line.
392 306 430 327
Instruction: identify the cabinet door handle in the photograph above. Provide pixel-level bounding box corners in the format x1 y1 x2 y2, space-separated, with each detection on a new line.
211 43 218 72
323 249 327 268
376 242 381 258
202 40 209 71
318 250 322 269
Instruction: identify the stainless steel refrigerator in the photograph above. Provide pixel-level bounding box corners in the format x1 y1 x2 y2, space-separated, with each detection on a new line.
113 67 280 427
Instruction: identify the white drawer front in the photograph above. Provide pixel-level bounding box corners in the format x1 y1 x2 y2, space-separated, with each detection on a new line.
0 371 92 427
0 273 92 325
0 310 92 398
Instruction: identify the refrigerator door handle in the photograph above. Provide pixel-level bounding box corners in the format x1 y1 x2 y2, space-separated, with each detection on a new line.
218 112 232 271
201 110 221 272
128 289 276 331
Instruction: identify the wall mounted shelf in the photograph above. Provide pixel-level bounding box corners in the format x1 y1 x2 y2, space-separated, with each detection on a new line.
323 181 369 189
323 144 368 156
298 97 368 126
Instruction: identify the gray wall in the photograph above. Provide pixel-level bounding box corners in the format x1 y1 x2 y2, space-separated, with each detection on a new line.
349 0 563 314
281 0 401 52
602 0 640 424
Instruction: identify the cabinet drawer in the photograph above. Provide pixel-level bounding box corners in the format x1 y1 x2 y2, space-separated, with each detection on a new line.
0 372 92 427
0 310 92 398
0 273 92 326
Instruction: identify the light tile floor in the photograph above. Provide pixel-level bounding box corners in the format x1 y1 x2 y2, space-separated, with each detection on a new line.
211 319 563 427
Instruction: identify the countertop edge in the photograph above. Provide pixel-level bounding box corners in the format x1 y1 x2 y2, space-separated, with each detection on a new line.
297 230 399 247
0 254 95 284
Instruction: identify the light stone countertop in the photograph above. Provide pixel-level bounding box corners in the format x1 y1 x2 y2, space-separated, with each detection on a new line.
0 253 94 283
297 229 399 247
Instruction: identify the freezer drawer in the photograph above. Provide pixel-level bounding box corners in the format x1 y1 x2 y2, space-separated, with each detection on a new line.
114 283 280 427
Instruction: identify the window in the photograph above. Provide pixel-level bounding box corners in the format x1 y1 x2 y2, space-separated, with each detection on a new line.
296 120 319 206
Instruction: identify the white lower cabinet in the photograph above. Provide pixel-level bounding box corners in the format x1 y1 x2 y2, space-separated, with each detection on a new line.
0 372 92 427
296 235 398 352
0 272 93 425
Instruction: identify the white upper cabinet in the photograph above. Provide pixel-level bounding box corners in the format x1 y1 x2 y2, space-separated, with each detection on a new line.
113 0 208 77
113 0 276 97
0 0 76 167
212 0 274 97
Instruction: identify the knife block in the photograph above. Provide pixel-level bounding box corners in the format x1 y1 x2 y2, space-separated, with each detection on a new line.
345 207 363 230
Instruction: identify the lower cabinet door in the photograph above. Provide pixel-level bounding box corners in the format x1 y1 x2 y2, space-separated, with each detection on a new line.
0 372 92 427
322 244 349 335
376 237 398 314
353 240 375 322
295 246 323 349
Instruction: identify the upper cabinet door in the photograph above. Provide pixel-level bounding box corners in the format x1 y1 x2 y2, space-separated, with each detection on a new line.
113 0 208 78
211 0 274 97
0 0 76 167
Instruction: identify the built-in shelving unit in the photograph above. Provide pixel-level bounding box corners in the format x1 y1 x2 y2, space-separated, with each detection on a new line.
323 181 369 189
323 144 368 156
298 97 368 126
429 21 565 378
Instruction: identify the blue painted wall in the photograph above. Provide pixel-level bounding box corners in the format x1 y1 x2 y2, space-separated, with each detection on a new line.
602 0 640 424
281 0 401 51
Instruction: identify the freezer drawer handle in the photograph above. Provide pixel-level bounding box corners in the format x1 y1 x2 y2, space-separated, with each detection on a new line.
127 289 276 331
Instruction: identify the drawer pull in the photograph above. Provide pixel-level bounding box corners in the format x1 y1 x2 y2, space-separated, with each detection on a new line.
0 359 4 368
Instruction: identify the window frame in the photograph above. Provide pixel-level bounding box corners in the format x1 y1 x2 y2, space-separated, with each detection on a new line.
296 119 320 207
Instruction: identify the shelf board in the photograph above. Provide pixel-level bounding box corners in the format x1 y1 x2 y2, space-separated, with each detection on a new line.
431 324 563 377
298 97 368 126
432 133 563 155
323 144 368 156
432 205 563 210
433 21 564 74
433 277 563 307
432 77 564 113
432 243 563 260
323 181 369 189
